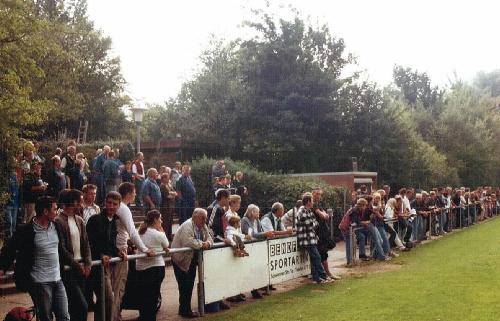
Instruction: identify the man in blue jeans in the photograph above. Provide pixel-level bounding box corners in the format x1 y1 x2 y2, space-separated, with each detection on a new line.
0 196 70 321
297 192 331 284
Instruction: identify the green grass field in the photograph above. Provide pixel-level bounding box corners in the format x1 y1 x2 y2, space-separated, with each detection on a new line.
209 217 500 321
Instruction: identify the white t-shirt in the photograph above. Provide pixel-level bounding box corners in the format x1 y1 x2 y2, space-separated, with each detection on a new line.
83 204 100 225
225 209 238 223
116 202 148 252
136 228 169 271
68 216 82 261
384 207 395 220
225 226 245 247
131 162 145 179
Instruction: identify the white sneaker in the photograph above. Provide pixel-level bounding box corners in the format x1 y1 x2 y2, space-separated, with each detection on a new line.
330 274 341 280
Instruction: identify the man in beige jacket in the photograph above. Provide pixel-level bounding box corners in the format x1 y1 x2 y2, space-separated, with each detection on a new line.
171 208 213 318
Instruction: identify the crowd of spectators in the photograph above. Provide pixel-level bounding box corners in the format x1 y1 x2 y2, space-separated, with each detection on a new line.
341 185 500 263
1 140 499 321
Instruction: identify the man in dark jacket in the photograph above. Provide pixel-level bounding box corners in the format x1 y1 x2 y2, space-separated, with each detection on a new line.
55 189 92 321
86 191 124 321
0 196 70 321
206 188 230 241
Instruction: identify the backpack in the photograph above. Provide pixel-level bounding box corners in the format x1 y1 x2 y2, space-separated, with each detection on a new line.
338 208 353 234
4 307 33 321
317 220 336 250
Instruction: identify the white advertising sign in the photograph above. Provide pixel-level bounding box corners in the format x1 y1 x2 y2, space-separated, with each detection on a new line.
268 237 310 284
203 241 269 304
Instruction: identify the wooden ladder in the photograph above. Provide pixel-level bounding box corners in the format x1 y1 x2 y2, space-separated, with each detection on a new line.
77 120 88 144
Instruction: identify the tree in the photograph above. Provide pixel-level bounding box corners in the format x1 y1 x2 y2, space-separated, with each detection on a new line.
0 0 53 202
27 0 130 140
392 65 443 109
430 82 500 186
474 70 500 97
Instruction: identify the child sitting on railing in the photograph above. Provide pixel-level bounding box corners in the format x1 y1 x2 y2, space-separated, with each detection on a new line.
225 216 251 257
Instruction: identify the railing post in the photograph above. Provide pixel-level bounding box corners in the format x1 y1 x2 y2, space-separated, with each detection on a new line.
349 225 356 266
428 213 432 239
100 262 106 321
197 250 205 317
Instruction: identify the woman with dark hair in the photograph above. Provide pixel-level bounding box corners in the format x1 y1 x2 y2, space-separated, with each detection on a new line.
136 210 169 321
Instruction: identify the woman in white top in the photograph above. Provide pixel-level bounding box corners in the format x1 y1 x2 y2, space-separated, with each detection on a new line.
384 198 406 251
137 210 169 321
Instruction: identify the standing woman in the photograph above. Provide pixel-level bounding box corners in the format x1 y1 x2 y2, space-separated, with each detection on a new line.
137 210 169 321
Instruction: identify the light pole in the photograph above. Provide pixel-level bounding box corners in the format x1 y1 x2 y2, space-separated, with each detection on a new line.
130 106 147 153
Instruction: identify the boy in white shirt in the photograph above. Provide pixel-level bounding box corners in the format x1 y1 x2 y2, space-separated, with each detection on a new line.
225 216 250 257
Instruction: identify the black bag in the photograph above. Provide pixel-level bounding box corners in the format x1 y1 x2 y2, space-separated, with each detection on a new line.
317 220 336 250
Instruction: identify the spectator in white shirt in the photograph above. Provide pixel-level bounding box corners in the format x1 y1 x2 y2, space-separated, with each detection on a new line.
113 182 155 321
131 152 146 207
281 200 302 229
225 215 250 256
82 184 100 224
137 210 169 321
261 202 293 237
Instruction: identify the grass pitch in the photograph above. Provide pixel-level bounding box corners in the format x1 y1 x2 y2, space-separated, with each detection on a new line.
209 217 500 321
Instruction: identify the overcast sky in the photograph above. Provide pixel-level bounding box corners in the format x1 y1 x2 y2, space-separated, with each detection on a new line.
86 0 500 105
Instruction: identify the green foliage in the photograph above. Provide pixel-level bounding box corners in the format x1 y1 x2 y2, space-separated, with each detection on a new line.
392 65 443 109
190 156 344 211
0 0 129 206
429 82 500 187
474 69 500 97
143 6 498 188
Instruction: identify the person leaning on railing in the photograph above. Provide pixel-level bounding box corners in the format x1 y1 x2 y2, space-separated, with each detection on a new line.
86 191 124 321
54 189 92 321
241 204 274 298
171 208 213 319
296 192 331 284
136 210 170 321
114 183 155 321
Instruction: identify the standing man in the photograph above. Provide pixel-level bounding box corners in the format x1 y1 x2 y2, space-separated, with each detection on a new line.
55 189 92 321
114 182 155 321
86 191 124 321
93 145 110 205
142 168 162 211
171 208 213 318
61 146 76 175
103 151 121 195
207 189 230 241
211 160 226 180
171 161 182 186
176 165 196 224
82 184 100 224
296 193 329 284
312 188 341 280
132 152 145 207
22 162 47 222
4 169 20 239
0 196 70 321
47 156 67 199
